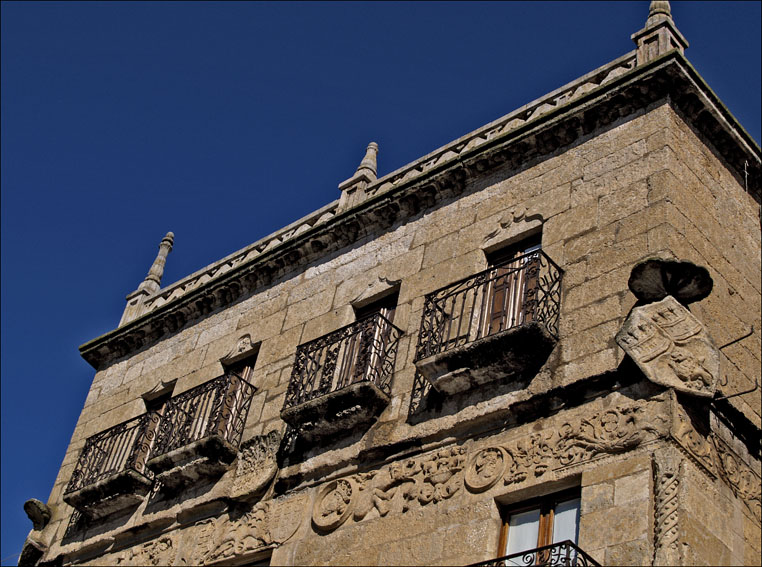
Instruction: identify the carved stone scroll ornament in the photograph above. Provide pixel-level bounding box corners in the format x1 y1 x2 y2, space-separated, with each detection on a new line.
616 295 719 397
465 403 664 492
313 403 665 534
231 430 281 501
312 447 467 532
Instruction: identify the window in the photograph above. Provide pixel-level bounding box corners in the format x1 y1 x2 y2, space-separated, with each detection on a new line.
281 289 403 439
499 490 580 565
334 290 399 391
484 235 542 336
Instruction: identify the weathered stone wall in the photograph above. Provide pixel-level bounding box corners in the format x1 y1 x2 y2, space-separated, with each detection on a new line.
35 97 761 566
647 109 761 423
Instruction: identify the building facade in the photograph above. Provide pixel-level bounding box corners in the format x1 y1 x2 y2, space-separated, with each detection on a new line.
21 2 761 566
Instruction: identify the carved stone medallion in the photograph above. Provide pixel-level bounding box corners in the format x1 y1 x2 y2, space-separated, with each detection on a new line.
270 493 309 543
616 295 719 397
312 479 354 532
465 447 507 492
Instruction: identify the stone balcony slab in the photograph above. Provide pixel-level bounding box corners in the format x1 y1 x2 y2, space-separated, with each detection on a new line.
63 469 153 519
280 381 390 442
415 322 556 395
146 435 238 493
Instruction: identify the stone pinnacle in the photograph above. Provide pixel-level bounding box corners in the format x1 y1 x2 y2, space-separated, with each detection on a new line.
138 231 174 294
355 142 379 181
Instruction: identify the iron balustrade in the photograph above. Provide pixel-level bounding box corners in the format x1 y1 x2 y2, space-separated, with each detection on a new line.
152 372 255 458
415 250 562 361
284 312 403 409
469 541 600 567
65 412 160 494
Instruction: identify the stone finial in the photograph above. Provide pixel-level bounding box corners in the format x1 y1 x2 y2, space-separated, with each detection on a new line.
338 142 380 212
632 0 688 65
138 232 174 294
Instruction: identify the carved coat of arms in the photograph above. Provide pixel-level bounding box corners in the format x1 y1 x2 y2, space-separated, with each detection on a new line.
616 295 719 397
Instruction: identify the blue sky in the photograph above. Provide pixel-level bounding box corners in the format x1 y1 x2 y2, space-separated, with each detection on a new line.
1 1 759 562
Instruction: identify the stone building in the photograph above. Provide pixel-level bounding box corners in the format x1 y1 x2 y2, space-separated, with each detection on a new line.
20 2 760 566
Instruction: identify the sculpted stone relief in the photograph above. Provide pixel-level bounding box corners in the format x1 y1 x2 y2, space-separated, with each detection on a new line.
115 536 175 566
616 295 719 397
465 402 664 492
313 401 666 533
670 402 761 524
670 404 716 476
713 437 761 524
178 493 308 566
312 447 467 532
230 430 281 501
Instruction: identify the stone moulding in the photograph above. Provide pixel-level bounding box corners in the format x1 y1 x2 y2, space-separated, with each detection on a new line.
310 399 669 533
653 453 682 566
79 51 761 370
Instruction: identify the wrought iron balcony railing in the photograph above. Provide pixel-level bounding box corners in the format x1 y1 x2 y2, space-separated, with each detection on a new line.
151 372 255 459
415 250 562 361
65 411 159 495
469 541 600 567
283 312 403 410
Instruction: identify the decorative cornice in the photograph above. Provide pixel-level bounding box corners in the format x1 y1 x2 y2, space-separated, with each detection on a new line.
80 51 761 369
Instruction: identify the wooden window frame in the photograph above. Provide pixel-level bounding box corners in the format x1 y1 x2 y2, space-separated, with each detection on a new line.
498 487 581 557
483 234 542 337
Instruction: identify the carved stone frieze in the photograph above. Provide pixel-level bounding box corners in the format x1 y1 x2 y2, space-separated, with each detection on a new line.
616 295 719 397
230 431 281 501
312 447 467 532
669 401 761 524
312 401 666 533
669 402 716 476
713 436 762 523
179 494 307 565
115 536 175 566
465 402 665 492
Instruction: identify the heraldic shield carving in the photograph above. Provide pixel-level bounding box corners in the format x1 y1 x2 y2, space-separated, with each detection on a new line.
616 295 719 397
